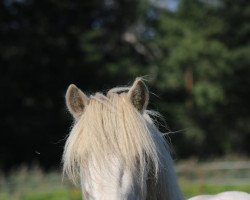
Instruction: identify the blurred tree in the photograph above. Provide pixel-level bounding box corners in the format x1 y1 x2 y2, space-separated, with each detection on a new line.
149 1 229 157
144 0 250 157
0 0 149 169
0 0 249 169
215 0 250 155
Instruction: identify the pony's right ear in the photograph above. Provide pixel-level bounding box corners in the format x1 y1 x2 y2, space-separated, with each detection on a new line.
65 84 89 119
128 78 149 113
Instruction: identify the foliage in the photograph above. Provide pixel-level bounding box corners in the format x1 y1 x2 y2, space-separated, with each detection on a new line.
0 0 249 168
142 0 250 158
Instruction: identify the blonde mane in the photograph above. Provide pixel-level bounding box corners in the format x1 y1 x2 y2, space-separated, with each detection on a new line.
63 80 183 200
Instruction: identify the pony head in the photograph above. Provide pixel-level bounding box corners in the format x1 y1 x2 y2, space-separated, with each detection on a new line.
63 78 183 200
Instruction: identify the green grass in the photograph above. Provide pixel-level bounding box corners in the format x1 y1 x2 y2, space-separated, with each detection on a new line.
180 181 250 198
177 159 250 198
0 162 249 200
0 166 81 200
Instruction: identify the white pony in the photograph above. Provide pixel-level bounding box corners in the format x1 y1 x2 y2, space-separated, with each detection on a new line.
63 78 250 200
189 191 250 200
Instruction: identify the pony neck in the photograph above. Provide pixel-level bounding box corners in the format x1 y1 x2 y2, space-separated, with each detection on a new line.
152 151 184 200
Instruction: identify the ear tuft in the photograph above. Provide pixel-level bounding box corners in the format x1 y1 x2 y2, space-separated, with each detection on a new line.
128 78 149 112
65 84 89 119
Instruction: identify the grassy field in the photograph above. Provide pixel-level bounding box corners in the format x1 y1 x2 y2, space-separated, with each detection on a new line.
1 161 250 200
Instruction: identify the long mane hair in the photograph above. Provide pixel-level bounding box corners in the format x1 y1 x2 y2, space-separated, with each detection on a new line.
63 78 183 200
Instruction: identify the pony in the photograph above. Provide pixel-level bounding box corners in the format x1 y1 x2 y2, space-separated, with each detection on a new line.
62 78 250 200
63 78 184 200
189 191 250 200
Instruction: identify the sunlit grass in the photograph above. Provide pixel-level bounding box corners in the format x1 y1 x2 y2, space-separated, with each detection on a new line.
0 165 81 200
180 181 250 198
1 161 250 200
178 159 250 198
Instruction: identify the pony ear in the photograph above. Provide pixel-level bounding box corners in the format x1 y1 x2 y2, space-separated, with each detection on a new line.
65 84 89 119
128 78 149 112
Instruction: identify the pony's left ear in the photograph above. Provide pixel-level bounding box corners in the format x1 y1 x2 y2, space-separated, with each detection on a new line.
65 84 89 119
128 78 149 113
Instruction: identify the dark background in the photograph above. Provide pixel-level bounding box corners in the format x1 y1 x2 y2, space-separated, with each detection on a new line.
0 0 249 170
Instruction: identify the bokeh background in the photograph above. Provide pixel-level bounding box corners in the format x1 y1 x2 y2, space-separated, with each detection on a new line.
0 0 249 199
